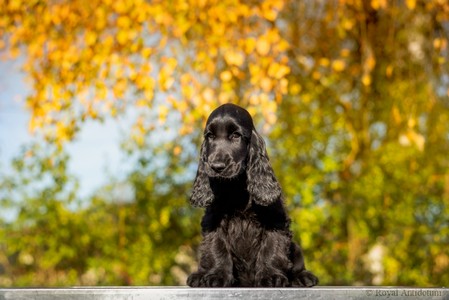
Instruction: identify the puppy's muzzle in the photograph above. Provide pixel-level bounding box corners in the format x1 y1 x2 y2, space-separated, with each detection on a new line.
210 162 226 174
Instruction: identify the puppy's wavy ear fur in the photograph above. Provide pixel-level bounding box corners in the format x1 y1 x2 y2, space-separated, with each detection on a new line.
247 130 282 206
190 141 214 207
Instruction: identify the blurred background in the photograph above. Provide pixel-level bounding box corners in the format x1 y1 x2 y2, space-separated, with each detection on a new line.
1 0 448 286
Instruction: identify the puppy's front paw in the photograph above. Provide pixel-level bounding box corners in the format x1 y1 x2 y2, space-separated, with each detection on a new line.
201 272 234 287
291 270 319 287
256 273 289 287
187 272 204 287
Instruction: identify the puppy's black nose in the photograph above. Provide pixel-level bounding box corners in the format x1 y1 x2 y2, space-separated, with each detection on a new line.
210 162 226 173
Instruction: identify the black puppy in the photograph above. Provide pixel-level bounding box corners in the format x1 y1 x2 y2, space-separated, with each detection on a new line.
187 103 318 287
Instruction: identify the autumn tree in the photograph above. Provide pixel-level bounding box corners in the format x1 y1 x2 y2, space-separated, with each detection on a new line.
1 0 449 286
272 0 449 285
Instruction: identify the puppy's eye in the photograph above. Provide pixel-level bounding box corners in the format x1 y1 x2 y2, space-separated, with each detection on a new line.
205 133 215 140
230 132 241 140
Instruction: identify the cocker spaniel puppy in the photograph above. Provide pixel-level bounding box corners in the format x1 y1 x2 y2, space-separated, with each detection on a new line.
187 103 318 287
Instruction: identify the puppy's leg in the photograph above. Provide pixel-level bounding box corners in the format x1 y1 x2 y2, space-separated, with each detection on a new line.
289 242 319 287
187 233 234 287
254 232 290 287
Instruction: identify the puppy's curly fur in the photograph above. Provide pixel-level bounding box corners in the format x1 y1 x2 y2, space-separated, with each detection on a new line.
187 104 318 287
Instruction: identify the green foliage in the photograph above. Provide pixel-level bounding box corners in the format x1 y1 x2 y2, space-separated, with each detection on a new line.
0 141 200 286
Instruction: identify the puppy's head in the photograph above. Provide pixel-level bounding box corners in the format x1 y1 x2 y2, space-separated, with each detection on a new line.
202 103 253 178
190 103 282 207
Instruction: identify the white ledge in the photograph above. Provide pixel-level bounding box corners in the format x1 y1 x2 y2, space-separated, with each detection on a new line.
1 286 448 300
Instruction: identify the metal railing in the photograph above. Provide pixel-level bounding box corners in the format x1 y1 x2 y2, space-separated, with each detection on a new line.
1 287 448 300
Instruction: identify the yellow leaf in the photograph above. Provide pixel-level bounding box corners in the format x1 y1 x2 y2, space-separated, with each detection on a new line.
9 46 20 58
173 146 182 156
405 0 416 10
433 38 447 51
249 63 262 79
371 0 387 10
224 50 244 67
141 47 153 58
261 2 278 21
406 129 425 151
113 78 127 98
86 105 98 120
114 0 128 14
158 105 169 124
244 37 256 53
56 123 72 143
265 99 277 113
162 57 178 72
211 22 225 36
365 55 376 71
117 16 131 28
249 94 260 105
179 125 193 136
266 112 277 125
268 63 290 79
85 31 97 46
220 70 233 82
386 65 393 78
276 39 290 52
289 83 302 95
117 30 128 45
218 91 232 104
279 78 288 95
259 93 270 105
260 77 273 92
362 74 371 86
392 106 401 125
160 76 174 91
202 88 214 102
342 18 355 30
332 59 346 72
8 0 22 10
136 98 148 107
247 106 257 116
319 58 330 67
133 133 145 147
256 38 270 56
407 118 416 128
174 98 188 113
340 48 351 57
181 84 194 99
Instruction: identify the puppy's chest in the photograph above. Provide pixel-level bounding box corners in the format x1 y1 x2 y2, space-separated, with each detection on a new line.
222 215 264 258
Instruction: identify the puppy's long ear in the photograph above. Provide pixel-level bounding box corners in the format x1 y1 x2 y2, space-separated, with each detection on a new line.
190 141 214 207
247 130 282 206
